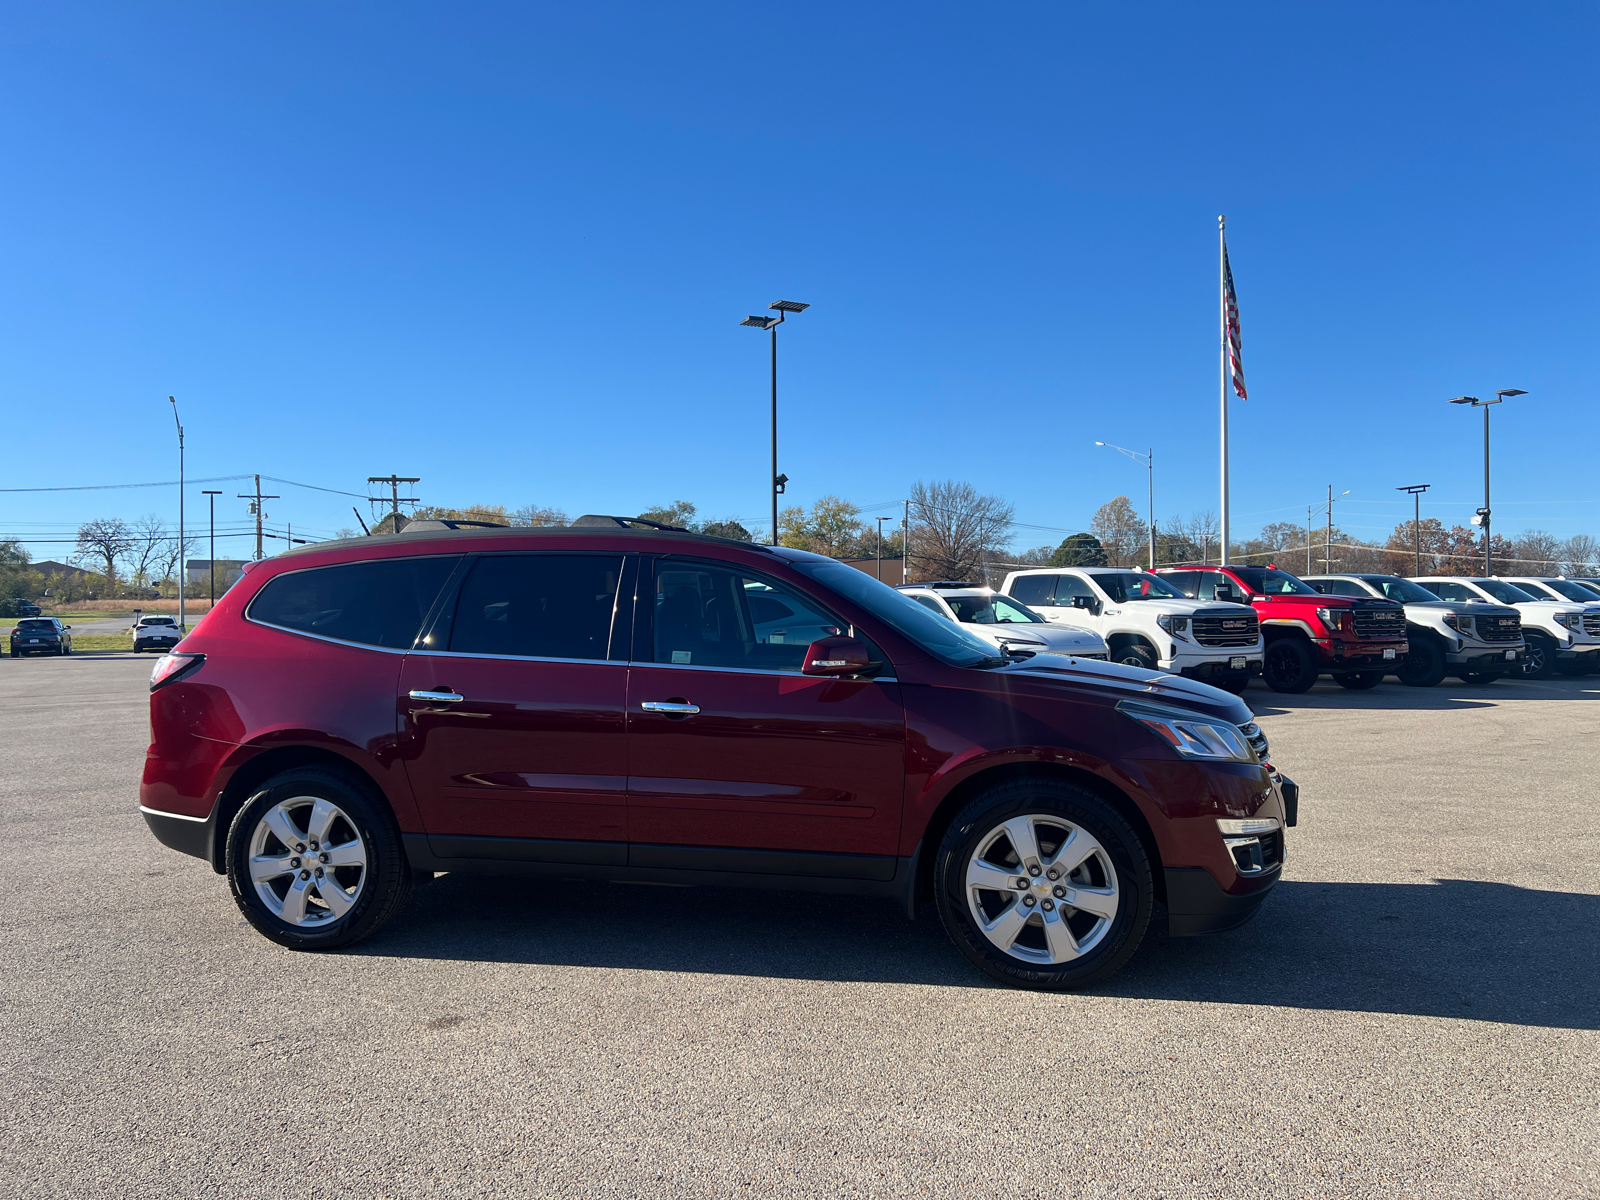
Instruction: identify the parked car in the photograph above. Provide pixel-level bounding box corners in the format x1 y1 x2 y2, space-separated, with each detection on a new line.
1411 577 1600 678
139 518 1297 991
1565 578 1600 601
10 617 72 656
895 583 1110 660
132 615 186 654
1303 574 1523 686
1155 565 1407 694
999 567 1262 693
1496 576 1600 618
17 601 41 617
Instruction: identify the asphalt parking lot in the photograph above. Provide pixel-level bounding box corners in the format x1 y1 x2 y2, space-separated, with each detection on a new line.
1 658 1595 1199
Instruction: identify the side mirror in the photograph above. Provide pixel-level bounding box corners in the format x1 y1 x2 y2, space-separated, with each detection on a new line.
1071 595 1099 614
802 635 871 677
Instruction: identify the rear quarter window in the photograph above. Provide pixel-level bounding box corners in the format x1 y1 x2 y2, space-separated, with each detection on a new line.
247 556 460 648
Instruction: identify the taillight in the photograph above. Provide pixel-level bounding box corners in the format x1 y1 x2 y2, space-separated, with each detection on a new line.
150 652 205 691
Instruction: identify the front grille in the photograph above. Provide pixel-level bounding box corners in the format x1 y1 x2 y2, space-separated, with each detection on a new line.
1237 721 1269 762
1192 611 1260 647
1352 607 1406 640
1585 614 1600 638
1477 614 1522 643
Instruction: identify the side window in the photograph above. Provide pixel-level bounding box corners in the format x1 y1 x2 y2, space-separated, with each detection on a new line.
446 555 623 660
1199 572 1243 602
1054 574 1098 605
1330 580 1366 596
248 556 459 648
913 595 949 618
1430 582 1475 602
1007 574 1056 607
1164 571 1200 598
654 562 870 672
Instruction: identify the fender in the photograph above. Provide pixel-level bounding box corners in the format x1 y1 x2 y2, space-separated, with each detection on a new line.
1259 617 1320 640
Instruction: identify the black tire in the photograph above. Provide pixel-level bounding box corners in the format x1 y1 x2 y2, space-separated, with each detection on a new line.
1112 641 1158 671
1215 672 1251 695
226 765 412 951
1455 670 1501 685
1263 638 1318 694
1334 671 1383 690
1395 638 1447 688
1521 633 1558 680
1555 657 1590 678
934 779 1153 991
8 648 16 658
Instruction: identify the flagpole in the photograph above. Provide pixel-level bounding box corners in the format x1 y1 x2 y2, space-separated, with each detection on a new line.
1219 215 1230 566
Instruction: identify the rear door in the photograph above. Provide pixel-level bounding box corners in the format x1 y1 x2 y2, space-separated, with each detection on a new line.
398 552 632 864
624 557 906 879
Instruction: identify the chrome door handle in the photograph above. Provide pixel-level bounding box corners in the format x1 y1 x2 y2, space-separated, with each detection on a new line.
640 700 700 715
409 689 465 703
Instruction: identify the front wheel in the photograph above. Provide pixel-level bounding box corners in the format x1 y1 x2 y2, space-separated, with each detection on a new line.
1396 638 1447 687
1456 670 1501 685
1521 634 1557 680
1215 672 1251 695
226 766 412 951
1263 639 1318 694
934 780 1153 991
1334 671 1383 690
1113 642 1158 671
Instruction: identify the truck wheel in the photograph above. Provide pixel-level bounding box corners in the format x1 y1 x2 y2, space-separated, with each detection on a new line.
1520 634 1558 680
933 779 1153 991
1555 657 1591 677
1113 642 1158 671
1396 638 1446 687
1215 672 1250 694
1334 671 1383 690
1263 639 1318 694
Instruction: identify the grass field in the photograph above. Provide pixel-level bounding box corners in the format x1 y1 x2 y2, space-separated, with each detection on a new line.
8 633 137 654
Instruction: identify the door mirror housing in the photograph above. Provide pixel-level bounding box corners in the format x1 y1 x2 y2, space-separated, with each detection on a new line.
802 635 872 677
1070 595 1100 615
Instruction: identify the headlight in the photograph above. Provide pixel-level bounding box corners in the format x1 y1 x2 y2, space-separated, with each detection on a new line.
1557 613 1582 630
1156 614 1190 637
1443 613 1475 636
1315 607 1349 634
1117 700 1256 763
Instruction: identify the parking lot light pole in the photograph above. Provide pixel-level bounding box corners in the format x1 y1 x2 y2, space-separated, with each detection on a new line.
741 301 809 546
169 397 185 633
1449 390 1525 576
1396 484 1431 576
875 515 892 582
1096 442 1154 567
201 491 222 604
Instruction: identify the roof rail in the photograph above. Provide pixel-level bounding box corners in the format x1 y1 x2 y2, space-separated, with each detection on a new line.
571 514 688 532
399 518 510 533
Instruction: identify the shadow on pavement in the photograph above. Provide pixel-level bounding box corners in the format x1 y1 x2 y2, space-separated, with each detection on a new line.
1244 673 1599 716
360 874 1596 1029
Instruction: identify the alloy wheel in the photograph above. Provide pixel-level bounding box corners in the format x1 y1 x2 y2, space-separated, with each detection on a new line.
964 814 1119 964
246 795 369 926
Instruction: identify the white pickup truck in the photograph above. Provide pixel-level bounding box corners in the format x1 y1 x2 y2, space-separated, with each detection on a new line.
1412 576 1600 678
1000 567 1263 693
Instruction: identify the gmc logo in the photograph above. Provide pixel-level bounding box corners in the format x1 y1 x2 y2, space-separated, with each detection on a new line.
1222 620 1247 629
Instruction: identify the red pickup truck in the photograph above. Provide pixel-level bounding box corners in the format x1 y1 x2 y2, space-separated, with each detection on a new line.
1154 565 1408 693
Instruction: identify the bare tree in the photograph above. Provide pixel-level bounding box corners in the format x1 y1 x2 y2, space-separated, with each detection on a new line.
126 515 168 589
1090 496 1144 566
76 518 134 588
512 504 569 528
1511 529 1562 575
908 480 1014 582
1562 533 1600 576
153 532 198 595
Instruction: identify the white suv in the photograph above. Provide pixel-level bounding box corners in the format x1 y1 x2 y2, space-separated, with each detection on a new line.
1000 567 1263 693
131 615 185 654
896 584 1109 659
1412 577 1600 678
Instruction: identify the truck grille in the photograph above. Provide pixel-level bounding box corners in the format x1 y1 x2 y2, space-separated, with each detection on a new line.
1192 611 1259 647
1352 607 1406 640
1585 614 1600 638
1477 614 1522 643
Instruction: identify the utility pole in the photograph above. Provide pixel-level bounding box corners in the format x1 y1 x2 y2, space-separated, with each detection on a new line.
1396 484 1431 576
170 397 185 632
238 475 280 561
875 516 892 583
1326 485 1333 573
1307 506 1314 574
902 499 911 584
202 490 222 604
367 475 421 534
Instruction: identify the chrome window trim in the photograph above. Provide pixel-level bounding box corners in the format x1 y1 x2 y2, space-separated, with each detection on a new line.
409 648 622 667
242 552 466 652
626 658 898 683
245 620 413 655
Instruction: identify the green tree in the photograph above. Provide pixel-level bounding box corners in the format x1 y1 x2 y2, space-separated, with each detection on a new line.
1090 496 1144 566
638 501 699 530
780 495 865 556
1049 533 1106 567
701 519 753 542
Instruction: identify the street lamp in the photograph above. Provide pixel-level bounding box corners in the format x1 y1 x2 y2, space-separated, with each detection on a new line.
1448 389 1526 575
201 490 222 605
741 300 809 545
1095 442 1154 567
1395 484 1431 576
169 397 185 633
875 515 893 582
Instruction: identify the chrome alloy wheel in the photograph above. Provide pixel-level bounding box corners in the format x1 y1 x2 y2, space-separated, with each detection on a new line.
247 796 368 926
964 814 1119 964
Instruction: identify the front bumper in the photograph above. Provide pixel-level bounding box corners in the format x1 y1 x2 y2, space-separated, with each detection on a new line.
1556 643 1600 661
1446 643 1523 666
1329 640 1407 669
1166 771 1294 936
1169 649 1264 679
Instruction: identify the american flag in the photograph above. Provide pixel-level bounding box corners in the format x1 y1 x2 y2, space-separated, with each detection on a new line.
1223 241 1247 400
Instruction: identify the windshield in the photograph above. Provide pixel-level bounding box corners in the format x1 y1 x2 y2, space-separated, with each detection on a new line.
1567 579 1600 599
946 594 1044 624
1360 576 1440 604
1536 580 1599 603
1094 572 1183 602
1472 579 1540 604
794 562 1001 667
1230 567 1317 596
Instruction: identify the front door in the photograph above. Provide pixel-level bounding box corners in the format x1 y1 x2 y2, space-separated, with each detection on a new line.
625 558 906 878
399 552 631 864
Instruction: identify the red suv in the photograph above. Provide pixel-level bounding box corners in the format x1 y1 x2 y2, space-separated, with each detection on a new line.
1156 565 1408 694
139 519 1296 990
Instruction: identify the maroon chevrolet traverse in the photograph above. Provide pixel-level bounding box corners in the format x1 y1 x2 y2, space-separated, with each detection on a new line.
140 517 1297 990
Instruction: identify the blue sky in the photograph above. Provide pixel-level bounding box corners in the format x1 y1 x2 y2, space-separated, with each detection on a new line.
1 3 1595 559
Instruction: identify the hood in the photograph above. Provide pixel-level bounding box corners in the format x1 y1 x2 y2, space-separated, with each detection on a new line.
987 624 1106 653
1509 600 1587 615
1118 597 1249 616
998 653 1251 725
1406 600 1519 618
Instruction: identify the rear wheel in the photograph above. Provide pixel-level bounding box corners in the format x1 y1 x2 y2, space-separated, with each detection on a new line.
1520 633 1558 680
1334 671 1383 690
1263 639 1318 694
1396 638 1447 687
934 779 1152 991
226 766 412 951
